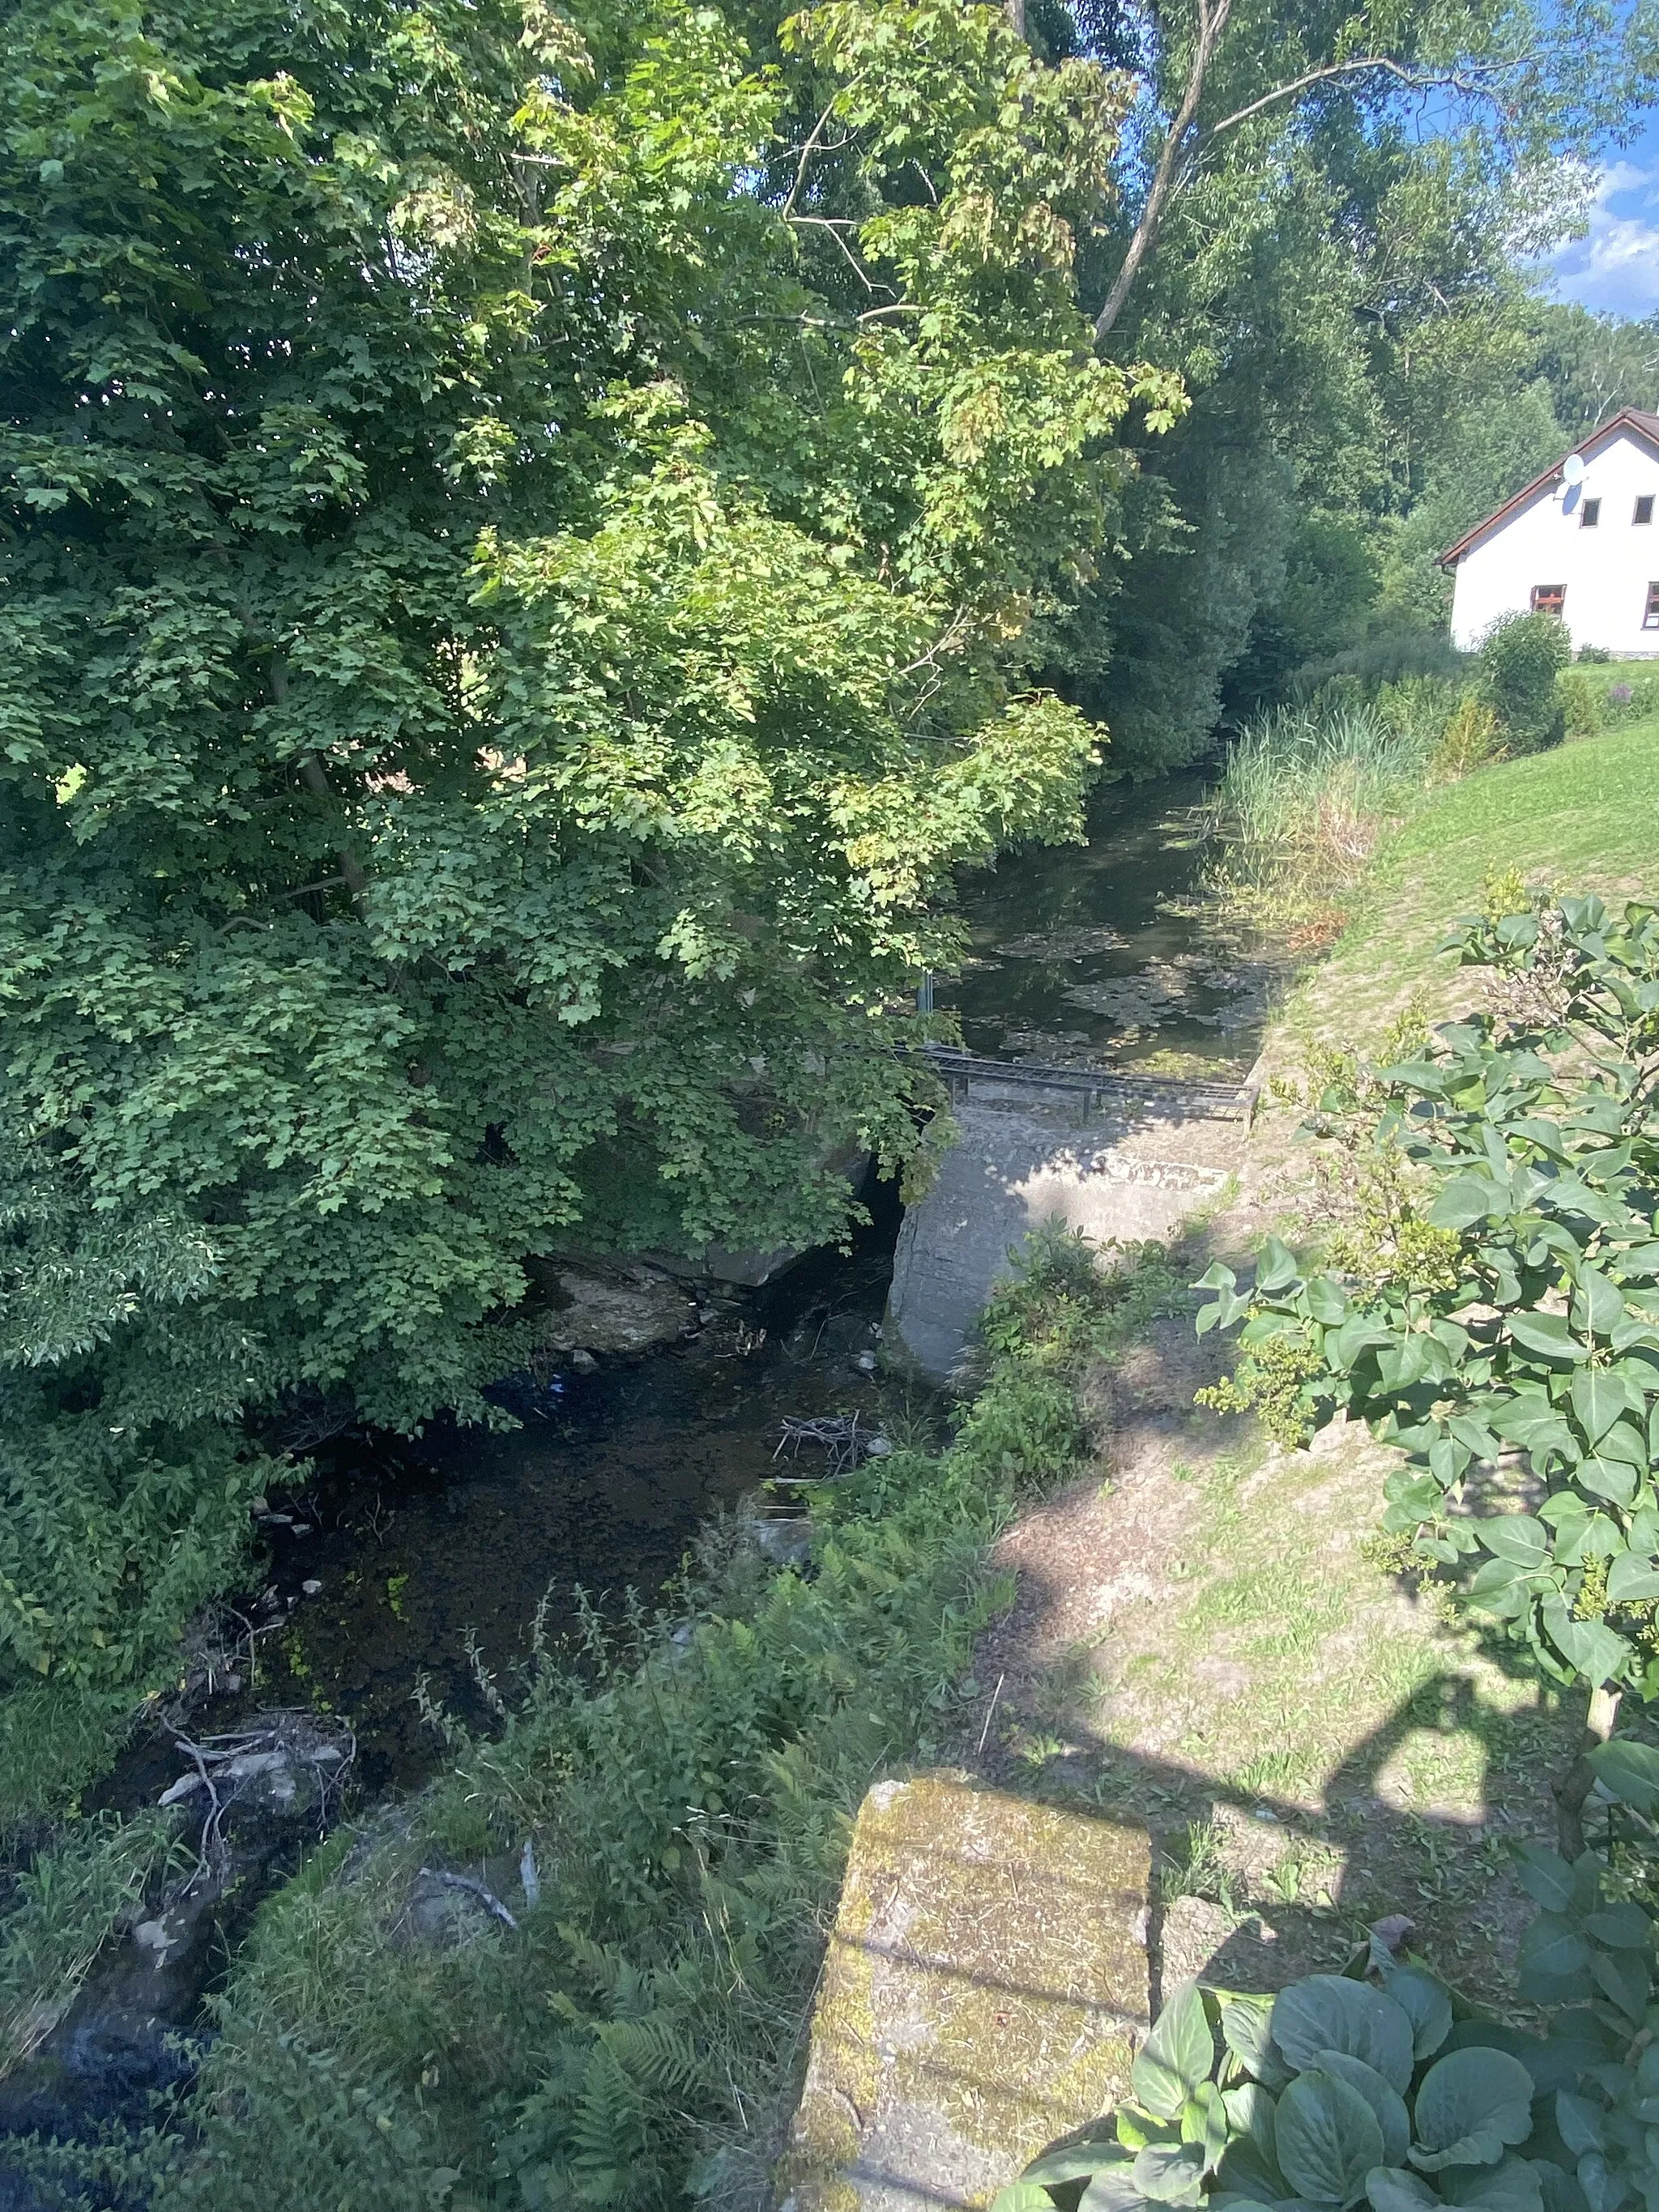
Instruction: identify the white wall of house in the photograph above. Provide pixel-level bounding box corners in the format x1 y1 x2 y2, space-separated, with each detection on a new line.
1447 426 1659 654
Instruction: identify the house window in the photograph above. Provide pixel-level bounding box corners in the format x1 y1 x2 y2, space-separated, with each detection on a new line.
1645 583 1659 630
1532 584 1566 616
1581 497 1601 527
1637 495 1655 526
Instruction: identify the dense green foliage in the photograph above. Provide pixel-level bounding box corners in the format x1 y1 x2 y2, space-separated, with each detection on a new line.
1198 893 1659 1721
0 0 1187 1741
994 1797 1659 2212
1479 615 1572 756
10 1234 1179 2210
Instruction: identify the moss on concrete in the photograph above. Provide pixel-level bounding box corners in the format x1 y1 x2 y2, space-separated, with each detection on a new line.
781 1772 1148 2212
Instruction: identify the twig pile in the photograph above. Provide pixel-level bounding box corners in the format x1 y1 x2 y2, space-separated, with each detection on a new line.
159 1709 357 1875
771 1413 888 1476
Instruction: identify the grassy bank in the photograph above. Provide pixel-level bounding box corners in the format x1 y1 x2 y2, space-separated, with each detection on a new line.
11 1238 1182 2212
1289 714 1659 1048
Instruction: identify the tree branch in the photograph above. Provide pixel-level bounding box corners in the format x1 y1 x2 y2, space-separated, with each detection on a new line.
1094 25 1515 345
1209 55 1509 139
1094 0 1232 344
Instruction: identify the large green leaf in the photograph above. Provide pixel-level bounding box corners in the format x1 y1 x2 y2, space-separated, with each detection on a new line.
1379 1968 1453 2061
993 2186 1063 2212
1271 1980 1415 2095
1025 2141 1133 2186
1480 1519 1550 1567
1274 2070 1385 2206
1588 1738 1659 1813
1365 2170 1439 2212
1507 1314 1589 1364
1541 1603 1630 1689
1080 2166 1154 2212
1438 2155 1546 2212
1312 2052 1410 2167
1132 2142 1205 2204
1132 1981 1215 2119
1412 2048 1535 2157
1226 1997 1294 2091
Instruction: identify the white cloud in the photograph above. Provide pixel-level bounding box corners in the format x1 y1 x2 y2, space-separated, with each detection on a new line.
1550 159 1659 315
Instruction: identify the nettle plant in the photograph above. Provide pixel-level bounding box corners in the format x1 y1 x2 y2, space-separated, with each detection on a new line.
1195 895 1659 1847
994 1840 1659 2212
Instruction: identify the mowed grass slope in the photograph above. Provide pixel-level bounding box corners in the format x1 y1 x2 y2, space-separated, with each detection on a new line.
1289 717 1659 1048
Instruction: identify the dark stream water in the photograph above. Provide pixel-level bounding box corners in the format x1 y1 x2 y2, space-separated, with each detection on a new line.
1 772 1277 2173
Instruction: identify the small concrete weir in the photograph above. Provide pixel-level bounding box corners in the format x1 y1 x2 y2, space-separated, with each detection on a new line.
889 1050 1258 1381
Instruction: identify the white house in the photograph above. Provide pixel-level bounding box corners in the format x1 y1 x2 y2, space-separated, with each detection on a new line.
1441 406 1659 655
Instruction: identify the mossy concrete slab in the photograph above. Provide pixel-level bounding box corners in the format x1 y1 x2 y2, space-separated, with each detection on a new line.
887 1094 1234 1379
780 1774 1149 2212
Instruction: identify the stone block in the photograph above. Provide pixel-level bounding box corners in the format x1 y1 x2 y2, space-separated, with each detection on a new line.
781 1774 1149 2212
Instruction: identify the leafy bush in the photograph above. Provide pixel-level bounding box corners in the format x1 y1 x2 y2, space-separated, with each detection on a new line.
993 1809 1659 2212
1431 694 1503 777
1196 893 1659 1846
1600 678 1659 727
1556 669 1602 739
1478 613 1571 754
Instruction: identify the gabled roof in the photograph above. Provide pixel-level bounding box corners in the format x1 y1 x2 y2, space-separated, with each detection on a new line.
1437 407 1659 568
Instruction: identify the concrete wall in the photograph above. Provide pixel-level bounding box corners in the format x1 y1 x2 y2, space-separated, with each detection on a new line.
1448 428 1659 654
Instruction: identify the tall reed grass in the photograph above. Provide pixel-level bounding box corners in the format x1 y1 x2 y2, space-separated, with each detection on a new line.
1206 695 1441 932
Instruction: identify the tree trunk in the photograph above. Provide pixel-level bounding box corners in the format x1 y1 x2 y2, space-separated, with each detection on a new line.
1555 1682 1621 1860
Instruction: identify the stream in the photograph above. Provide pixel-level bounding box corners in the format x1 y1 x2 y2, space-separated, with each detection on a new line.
2 771 1276 2174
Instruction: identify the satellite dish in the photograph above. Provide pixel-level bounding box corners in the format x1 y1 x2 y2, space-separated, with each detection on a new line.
1563 453 1586 485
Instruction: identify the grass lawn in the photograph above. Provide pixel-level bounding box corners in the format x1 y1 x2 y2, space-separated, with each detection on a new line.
1288 714 1659 1049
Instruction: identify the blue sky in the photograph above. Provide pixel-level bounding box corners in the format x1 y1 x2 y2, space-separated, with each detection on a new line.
1550 116 1659 313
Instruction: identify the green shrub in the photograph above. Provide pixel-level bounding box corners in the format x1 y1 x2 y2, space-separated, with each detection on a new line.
1429 692 1502 777
1478 611 1570 753
1555 666 1602 738
1601 675 1659 726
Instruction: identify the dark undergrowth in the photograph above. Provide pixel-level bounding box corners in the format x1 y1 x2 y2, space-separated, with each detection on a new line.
11 1232 1183 2212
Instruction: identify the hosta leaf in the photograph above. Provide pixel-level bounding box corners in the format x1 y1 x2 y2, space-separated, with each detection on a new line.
1379 1967 1453 2059
1025 2142 1135 2186
1413 2048 1535 2154
1438 2155 1545 2212
1410 2133 1505 2173
1132 2142 1205 2204
1132 1981 1215 2118
1270 1978 1414 2094
1313 2052 1410 2167
1275 2070 1385 2206
1366 2172 1439 2212
1225 1997 1294 2091
993 2186 1062 2212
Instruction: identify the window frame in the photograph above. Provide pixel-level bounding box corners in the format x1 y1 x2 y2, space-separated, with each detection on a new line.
1637 495 1655 526
1644 582 1659 631
1580 497 1602 528
1531 583 1566 616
